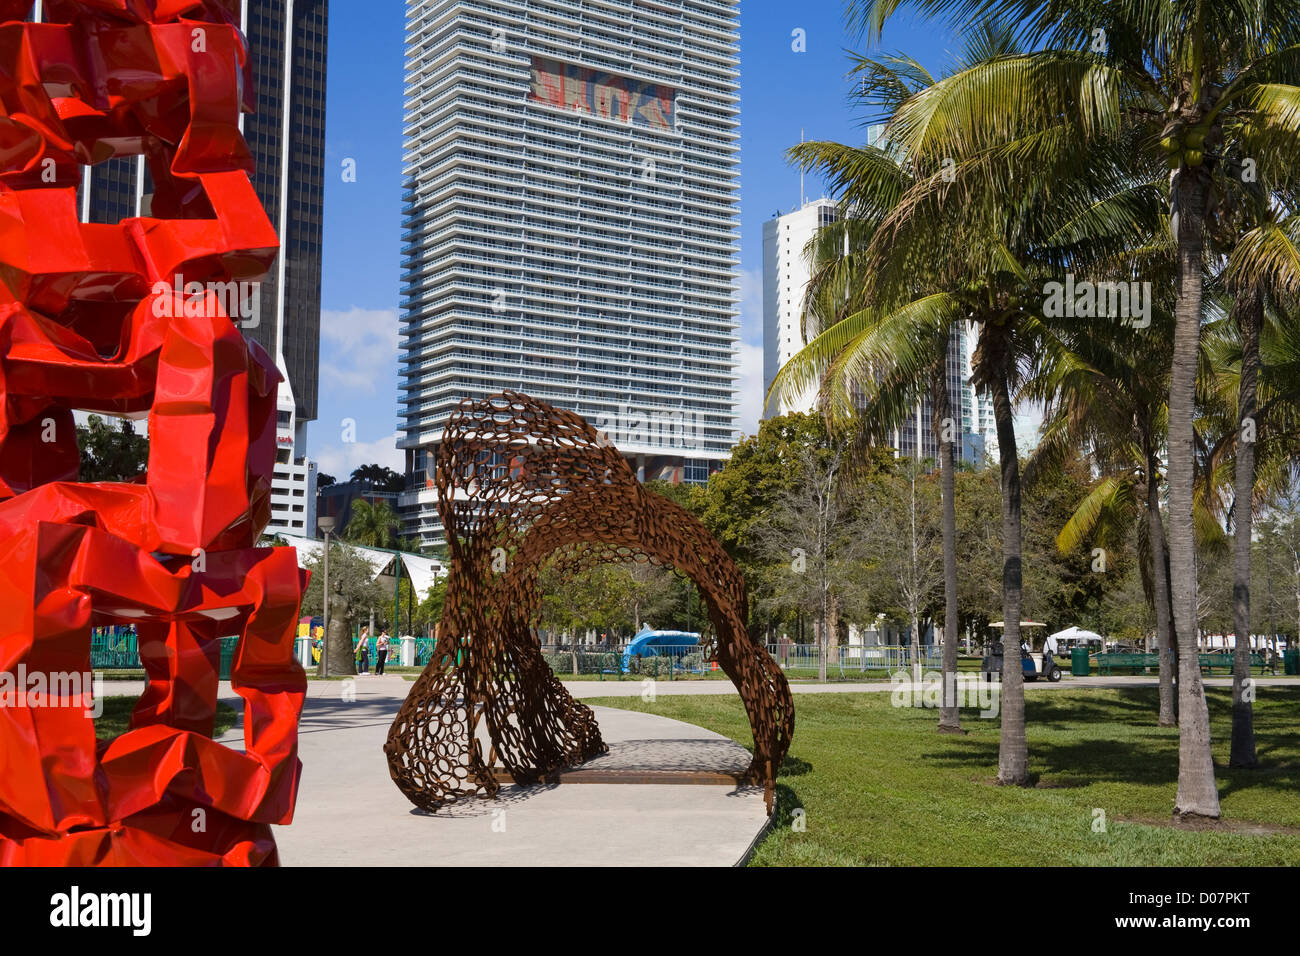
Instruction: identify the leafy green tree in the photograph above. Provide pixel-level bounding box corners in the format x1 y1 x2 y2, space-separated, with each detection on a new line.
623 561 680 632
1198 249 1300 765
751 446 857 680
1028 297 1181 725
538 562 636 674
401 576 446 637
77 414 149 482
695 412 836 564
853 458 945 684
345 498 401 549
953 467 1003 637
1253 505 1300 652
643 479 705 517
300 541 386 674
778 38 1004 730
1023 453 1136 634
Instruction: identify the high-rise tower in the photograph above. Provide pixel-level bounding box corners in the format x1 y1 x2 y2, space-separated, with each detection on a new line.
399 0 741 548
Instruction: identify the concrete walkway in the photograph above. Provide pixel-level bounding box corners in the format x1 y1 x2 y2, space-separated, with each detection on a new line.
202 678 767 866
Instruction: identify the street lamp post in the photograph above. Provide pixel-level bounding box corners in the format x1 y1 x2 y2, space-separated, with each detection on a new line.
318 515 335 677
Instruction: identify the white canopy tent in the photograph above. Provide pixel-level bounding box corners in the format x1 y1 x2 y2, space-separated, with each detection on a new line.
274 533 446 603
1049 625 1103 644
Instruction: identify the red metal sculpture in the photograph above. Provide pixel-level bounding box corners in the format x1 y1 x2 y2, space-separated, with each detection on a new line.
0 1 306 865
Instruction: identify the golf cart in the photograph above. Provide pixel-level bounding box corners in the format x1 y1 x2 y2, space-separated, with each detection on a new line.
981 621 1062 682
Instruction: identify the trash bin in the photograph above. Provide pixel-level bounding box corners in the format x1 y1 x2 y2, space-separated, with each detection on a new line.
1071 646 1090 677
1286 649 1300 676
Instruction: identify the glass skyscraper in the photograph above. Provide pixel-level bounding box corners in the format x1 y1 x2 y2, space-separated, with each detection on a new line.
399 0 740 548
40 0 331 536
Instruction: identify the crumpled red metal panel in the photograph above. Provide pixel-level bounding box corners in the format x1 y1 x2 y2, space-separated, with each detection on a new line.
0 2 305 866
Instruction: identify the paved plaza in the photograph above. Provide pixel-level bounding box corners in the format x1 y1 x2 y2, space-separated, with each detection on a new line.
206 678 768 866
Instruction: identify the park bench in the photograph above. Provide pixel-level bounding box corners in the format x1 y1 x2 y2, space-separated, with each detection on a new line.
1097 652 1160 674
1197 652 1267 675
1097 652 1269 675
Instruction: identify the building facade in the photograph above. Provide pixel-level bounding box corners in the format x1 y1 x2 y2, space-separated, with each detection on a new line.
398 0 740 548
316 480 400 540
762 197 838 417
41 0 330 537
760 195 995 466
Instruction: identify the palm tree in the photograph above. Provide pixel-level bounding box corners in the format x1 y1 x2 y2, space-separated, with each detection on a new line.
848 0 1300 818
776 37 1018 734
776 33 1154 781
1200 279 1300 765
1029 304 1181 726
773 143 967 728
345 498 401 550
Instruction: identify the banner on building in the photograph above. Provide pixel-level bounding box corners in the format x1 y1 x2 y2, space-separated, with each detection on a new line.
528 55 676 131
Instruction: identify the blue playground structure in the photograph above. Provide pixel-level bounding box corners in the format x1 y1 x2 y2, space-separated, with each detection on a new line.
621 627 700 671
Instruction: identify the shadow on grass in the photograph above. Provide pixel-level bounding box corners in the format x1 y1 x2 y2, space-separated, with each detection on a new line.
921 686 1300 798
780 754 813 777
768 783 804 831
1024 687 1169 729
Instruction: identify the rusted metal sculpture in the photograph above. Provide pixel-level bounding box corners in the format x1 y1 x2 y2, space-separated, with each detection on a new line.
385 392 794 813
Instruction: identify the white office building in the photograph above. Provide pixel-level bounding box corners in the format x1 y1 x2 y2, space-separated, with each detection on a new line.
761 196 995 465
397 0 741 548
761 197 839 417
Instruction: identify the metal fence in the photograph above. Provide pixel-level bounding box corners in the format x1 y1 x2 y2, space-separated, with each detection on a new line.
532 642 939 680
765 643 943 679
89 628 239 679
88 631 939 683
538 644 719 680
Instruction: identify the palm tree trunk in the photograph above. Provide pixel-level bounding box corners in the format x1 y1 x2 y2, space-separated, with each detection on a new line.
1167 167 1221 817
1146 452 1176 726
991 362 1027 785
1230 284 1261 768
931 359 961 731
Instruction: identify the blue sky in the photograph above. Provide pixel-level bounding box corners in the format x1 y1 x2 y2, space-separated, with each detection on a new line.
311 1 967 480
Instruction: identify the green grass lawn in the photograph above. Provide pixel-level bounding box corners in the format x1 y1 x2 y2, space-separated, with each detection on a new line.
587 686 1300 866
96 697 240 741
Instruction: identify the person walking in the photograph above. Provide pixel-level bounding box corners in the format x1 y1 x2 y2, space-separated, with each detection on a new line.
356 625 371 675
376 628 390 675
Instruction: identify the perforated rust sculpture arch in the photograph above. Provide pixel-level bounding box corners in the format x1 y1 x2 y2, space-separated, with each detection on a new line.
384 392 794 813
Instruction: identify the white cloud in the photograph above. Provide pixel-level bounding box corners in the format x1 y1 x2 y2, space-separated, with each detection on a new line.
736 266 763 343
731 266 766 437
319 307 399 394
313 430 404 480
735 340 764 438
